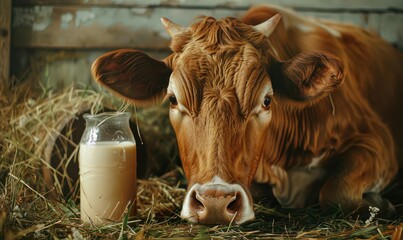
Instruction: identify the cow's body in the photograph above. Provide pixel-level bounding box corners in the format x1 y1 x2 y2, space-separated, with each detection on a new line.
92 5 403 224
243 5 402 209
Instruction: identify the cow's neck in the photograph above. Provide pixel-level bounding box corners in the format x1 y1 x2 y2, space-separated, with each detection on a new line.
253 97 337 185
266 97 337 168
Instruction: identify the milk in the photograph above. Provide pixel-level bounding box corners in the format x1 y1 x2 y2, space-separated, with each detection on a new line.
79 141 137 224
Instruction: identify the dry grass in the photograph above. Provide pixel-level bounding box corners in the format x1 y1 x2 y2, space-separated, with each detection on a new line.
1 60 403 239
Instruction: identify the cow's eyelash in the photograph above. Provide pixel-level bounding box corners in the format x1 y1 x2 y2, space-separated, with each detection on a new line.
164 91 175 102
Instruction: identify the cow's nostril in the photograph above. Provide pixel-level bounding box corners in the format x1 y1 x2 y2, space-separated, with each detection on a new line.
190 191 204 212
181 182 255 224
227 191 242 214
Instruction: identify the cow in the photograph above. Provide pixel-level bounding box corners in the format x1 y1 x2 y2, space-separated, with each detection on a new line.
91 5 403 224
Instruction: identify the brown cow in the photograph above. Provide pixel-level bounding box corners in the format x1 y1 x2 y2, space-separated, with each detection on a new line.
91 5 403 224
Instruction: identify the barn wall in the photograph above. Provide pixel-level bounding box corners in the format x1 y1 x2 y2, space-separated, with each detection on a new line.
9 0 403 87
1 0 11 85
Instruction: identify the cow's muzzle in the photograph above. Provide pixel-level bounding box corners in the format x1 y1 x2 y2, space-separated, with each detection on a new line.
180 178 255 224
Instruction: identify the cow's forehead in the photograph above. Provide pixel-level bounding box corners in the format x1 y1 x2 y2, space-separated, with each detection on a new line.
169 45 272 116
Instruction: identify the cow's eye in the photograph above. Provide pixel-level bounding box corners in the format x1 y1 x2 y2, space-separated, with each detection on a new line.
169 95 178 107
262 96 271 110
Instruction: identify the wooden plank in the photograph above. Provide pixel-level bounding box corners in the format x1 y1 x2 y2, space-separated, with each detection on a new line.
300 11 403 49
379 13 403 49
12 6 403 50
12 0 165 7
11 6 244 49
0 0 11 85
180 0 403 11
11 49 171 87
12 0 403 11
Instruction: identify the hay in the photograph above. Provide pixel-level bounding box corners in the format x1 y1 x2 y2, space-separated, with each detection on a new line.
1 60 403 239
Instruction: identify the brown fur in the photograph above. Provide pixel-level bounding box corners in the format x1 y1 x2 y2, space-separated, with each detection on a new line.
243 5 402 212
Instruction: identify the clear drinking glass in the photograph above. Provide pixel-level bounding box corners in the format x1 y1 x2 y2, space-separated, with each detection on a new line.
79 112 137 224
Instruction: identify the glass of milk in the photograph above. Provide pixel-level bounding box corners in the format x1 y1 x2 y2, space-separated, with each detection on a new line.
79 112 137 225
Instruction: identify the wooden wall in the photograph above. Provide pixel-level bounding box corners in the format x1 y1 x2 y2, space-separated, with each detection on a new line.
8 0 403 87
1 0 11 86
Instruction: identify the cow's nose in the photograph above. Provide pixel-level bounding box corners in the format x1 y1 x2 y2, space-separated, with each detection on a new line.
181 181 255 224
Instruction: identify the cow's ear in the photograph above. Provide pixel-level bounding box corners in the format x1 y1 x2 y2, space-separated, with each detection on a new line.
91 49 171 106
270 51 344 101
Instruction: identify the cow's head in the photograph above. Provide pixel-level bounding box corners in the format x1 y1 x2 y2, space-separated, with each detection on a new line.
91 15 344 224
